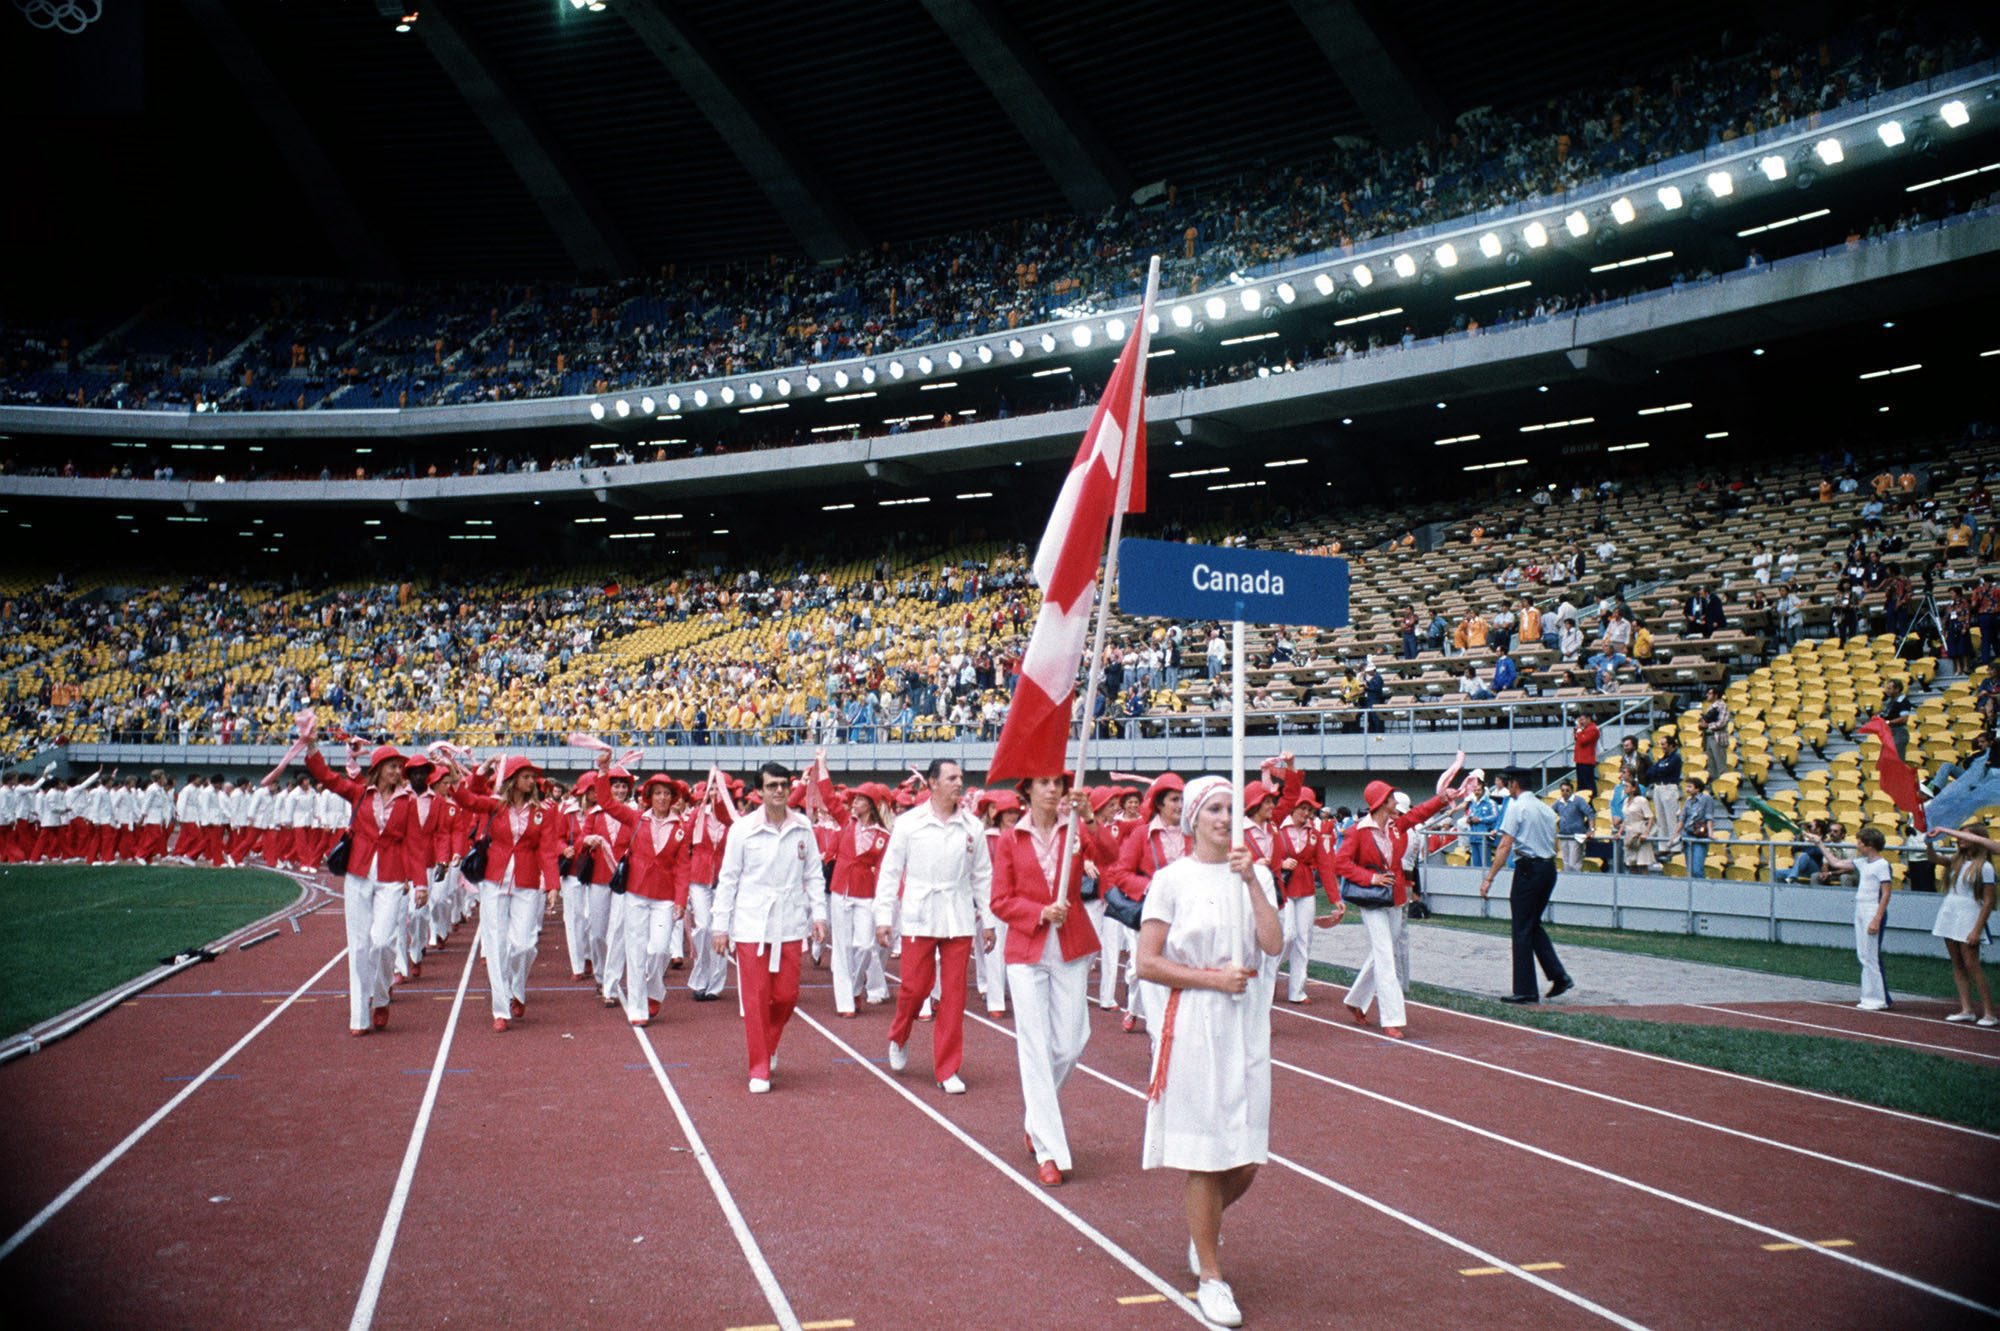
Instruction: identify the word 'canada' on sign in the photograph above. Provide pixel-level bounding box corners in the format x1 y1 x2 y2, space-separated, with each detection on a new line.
1191 562 1285 596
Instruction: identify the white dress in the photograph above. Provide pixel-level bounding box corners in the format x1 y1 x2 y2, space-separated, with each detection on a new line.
1140 857 1280 1173
1931 859 1994 944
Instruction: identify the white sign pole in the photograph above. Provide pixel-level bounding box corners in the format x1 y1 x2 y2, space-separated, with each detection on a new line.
1231 615 1246 848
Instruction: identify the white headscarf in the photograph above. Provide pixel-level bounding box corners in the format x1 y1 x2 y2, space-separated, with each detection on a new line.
1180 775 1234 836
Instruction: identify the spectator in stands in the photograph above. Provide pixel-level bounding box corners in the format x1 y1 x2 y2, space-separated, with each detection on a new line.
1459 663 1494 701
1779 820 1829 883
1205 628 1228 680
1573 714 1600 793
1554 780 1592 871
1700 685 1733 776
1681 778 1719 879
1646 734 1685 861
1491 648 1519 694
1617 773 1656 873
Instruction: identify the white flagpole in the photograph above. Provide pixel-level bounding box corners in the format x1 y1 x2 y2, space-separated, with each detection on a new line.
1231 616 1246 848
1056 255 1161 898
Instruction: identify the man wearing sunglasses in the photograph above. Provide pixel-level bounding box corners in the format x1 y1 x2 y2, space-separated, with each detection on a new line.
715 762 830 1094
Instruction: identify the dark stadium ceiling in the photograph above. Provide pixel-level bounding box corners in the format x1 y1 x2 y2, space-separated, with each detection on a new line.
6 0 1753 284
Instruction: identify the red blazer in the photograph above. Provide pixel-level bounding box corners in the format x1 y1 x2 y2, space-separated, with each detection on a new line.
1325 792 1447 907
580 802 630 883
685 808 728 886
1270 818 1320 901
990 821 1102 964
539 804 576 892
304 749 413 884
1106 820 1184 901
450 786 552 891
603 801 689 905
405 790 449 876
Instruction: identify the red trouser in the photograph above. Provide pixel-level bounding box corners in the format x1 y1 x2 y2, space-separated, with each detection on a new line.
92 824 118 862
733 940 802 1080
888 935 972 1081
135 824 167 861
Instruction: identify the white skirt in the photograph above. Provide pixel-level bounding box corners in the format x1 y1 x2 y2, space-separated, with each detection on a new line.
1932 890 1987 944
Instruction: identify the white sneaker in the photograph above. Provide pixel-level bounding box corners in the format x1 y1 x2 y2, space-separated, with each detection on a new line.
938 1074 966 1094
1856 1001 1888 1011
1945 1011 1978 1023
1195 1279 1242 1328
748 1077 771 1094
887 1041 907 1072
1980 1017 1999 1028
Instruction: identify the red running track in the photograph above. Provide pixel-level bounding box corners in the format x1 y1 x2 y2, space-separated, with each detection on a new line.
4 892 1998 1330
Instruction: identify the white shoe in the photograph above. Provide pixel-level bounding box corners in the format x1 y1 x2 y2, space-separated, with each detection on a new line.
1856 1001 1888 1011
938 1074 966 1094
887 1041 907 1072
1980 1017 1999 1028
748 1077 771 1094
768 1055 777 1073
1945 1011 1978 1023
1195 1279 1242 1328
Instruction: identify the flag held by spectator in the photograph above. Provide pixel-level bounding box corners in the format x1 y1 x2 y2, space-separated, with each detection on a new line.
1855 716 1926 831
1746 793 1799 834
1926 753 2000 832
988 306 1151 782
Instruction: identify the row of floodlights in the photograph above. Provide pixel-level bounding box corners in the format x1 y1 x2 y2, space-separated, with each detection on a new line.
585 101 1973 423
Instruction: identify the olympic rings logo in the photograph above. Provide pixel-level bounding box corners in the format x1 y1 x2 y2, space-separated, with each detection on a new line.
16 0 103 35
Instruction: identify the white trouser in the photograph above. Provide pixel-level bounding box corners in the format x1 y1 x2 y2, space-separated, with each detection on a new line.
426 868 452 945
584 883 615 977
1085 898 1122 1007
1279 895 1317 1001
622 895 679 1020
342 874 403 1030
669 903 687 963
1010 930 1092 1170
1346 905 1408 1029
602 893 630 1003
1855 902 1887 1007
391 890 414 977
560 877 590 977
479 883 546 1020
828 892 886 1012
979 918 1010 1013
685 883 729 997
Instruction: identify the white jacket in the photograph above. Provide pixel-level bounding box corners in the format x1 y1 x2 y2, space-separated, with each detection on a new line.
875 799 992 938
714 808 828 949
140 782 174 825
218 786 248 827
318 788 349 830
247 786 276 829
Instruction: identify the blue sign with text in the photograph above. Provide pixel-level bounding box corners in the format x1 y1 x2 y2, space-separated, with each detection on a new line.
1116 539 1349 628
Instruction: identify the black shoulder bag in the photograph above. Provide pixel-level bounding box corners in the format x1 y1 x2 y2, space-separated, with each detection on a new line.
459 812 497 884
1335 826 1395 908
324 832 352 877
1100 833 1151 931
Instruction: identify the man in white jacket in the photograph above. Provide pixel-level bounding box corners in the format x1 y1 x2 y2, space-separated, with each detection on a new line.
713 761 829 1095
876 758 993 1095
217 778 249 865
137 772 174 863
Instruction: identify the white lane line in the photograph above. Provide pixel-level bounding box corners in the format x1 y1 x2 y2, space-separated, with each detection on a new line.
346 935 480 1331
792 1007 1210 1325
1694 1005 2000 1063
0 942 351 1263
1272 1053 2000 1319
1808 999 2000 1033
630 1027 802 1331
1271 1002 2000 1212
1304 973 2000 1142
950 1006 1650 1331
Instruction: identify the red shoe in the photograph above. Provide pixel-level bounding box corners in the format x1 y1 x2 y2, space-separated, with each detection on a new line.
582 961 595 980
492 1018 509 1032
1120 1013 1140 1034
1024 1132 1035 1158
1344 1003 1370 1026
1382 1026 1406 1040
409 962 421 980
350 1027 369 1037
509 998 525 1020
988 1010 1006 1020
836 1010 857 1019
371 1006 390 1031
669 957 684 970
1036 1160 1064 1187
648 998 662 1018
630 1017 649 1028
572 973 587 983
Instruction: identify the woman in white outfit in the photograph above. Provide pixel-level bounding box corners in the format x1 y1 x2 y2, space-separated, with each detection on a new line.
1136 776 1283 1329
1930 824 1997 1025
816 771 892 1016
450 755 554 1032
298 734 419 1037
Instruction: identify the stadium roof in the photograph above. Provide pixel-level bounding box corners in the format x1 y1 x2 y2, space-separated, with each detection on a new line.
11 0 1735 283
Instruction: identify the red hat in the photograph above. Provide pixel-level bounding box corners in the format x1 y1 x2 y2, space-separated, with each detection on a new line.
1243 780 1277 810
1012 771 1073 798
574 772 597 797
639 774 677 798
787 783 808 810
401 753 434 776
363 744 404 775
498 755 541 785
1363 779 1396 811
853 782 894 811
1143 772 1184 816
1293 789 1321 810
893 789 919 809
1087 785 1125 814
605 765 634 784
984 789 1022 814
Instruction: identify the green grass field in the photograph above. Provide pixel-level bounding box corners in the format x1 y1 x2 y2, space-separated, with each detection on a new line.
1414 914 1965 999
1305 959 2000 1134
0 864 301 1038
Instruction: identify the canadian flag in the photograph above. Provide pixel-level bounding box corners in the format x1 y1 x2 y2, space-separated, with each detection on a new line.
988 302 1153 781
1855 716 1926 831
